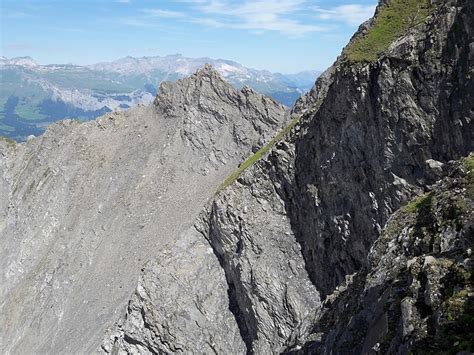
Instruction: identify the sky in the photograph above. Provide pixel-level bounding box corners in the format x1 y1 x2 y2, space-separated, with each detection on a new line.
0 0 377 73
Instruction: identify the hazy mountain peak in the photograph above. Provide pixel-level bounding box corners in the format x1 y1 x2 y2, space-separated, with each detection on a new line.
0 55 319 141
0 56 39 67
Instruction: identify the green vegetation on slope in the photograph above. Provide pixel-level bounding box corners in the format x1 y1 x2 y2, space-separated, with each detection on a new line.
401 191 434 214
400 155 474 215
218 116 300 191
0 136 17 146
464 154 474 198
344 0 435 62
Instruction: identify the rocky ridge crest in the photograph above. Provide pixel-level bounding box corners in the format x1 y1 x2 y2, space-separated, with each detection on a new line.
0 0 472 353
0 65 287 354
102 0 473 353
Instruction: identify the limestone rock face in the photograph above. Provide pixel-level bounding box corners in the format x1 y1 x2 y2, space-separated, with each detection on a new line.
203 144 320 354
0 66 287 354
101 141 320 354
288 0 473 297
101 224 247 354
154 64 288 166
1 0 473 354
100 0 473 353
304 157 474 353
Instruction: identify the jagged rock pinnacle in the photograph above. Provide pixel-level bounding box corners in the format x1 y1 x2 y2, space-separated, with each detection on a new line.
0 63 288 353
194 63 221 78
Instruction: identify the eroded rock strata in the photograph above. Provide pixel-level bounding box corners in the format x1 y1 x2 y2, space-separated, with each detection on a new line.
1 0 473 354
103 0 473 353
0 66 287 353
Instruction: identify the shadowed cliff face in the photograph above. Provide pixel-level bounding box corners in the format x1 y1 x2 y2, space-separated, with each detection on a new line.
0 66 287 354
289 0 473 297
304 156 474 354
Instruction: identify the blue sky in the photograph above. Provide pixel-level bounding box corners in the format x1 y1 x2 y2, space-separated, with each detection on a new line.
0 0 376 73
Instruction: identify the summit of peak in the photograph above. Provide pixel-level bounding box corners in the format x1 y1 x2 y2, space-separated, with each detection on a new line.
154 64 232 107
240 85 257 94
194 63 222 78
153 62 286 128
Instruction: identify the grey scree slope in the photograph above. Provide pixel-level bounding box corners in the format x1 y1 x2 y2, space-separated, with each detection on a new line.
0 65 288 353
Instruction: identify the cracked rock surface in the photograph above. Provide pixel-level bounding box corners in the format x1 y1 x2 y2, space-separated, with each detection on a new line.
101 224 246 354
302 157 474 354
102 0 473 353
0 65 287 354
1 0 473 354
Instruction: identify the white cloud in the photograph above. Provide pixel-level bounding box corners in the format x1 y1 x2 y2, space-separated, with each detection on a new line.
118 1 373 36
191 18 225 28
233 14 323 36
189 0 323 36
118 17 158 28
313 4 376 26
142 9 186 18
199 0 305 16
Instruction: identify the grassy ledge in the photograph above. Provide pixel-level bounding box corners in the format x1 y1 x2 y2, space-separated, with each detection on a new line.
0 136 17 146
344 0 435 63
401 191 434 214
217 116 300 192
464 154 474 199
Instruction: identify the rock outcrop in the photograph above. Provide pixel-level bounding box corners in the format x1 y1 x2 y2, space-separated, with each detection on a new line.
101 224 247 354
305 156 473 354
2 0 473 354
0 66 287 353
101 138 320 354
289 0 473 297
104 0 473 353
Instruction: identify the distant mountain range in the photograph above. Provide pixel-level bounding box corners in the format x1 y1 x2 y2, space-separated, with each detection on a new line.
0 55 320 141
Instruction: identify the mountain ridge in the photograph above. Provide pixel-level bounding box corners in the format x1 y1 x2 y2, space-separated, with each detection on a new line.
0 0 472 353
0 65 289 353
101 0 473 353
0 54 319 142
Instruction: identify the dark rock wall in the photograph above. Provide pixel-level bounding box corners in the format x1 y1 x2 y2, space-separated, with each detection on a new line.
289 0 473 296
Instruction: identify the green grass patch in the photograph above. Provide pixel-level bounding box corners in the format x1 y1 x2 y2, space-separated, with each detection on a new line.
15 104 48 121
401 191 433 214
344 0 435 62
217 116 300 192
464 154 474 199
0 136 17 146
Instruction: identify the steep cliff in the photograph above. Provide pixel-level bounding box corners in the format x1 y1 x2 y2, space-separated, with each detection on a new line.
104 0 473 353
1 0 473 353
244 0 473 351
291 0 473 296
305 155 473 354
0 66 287 353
